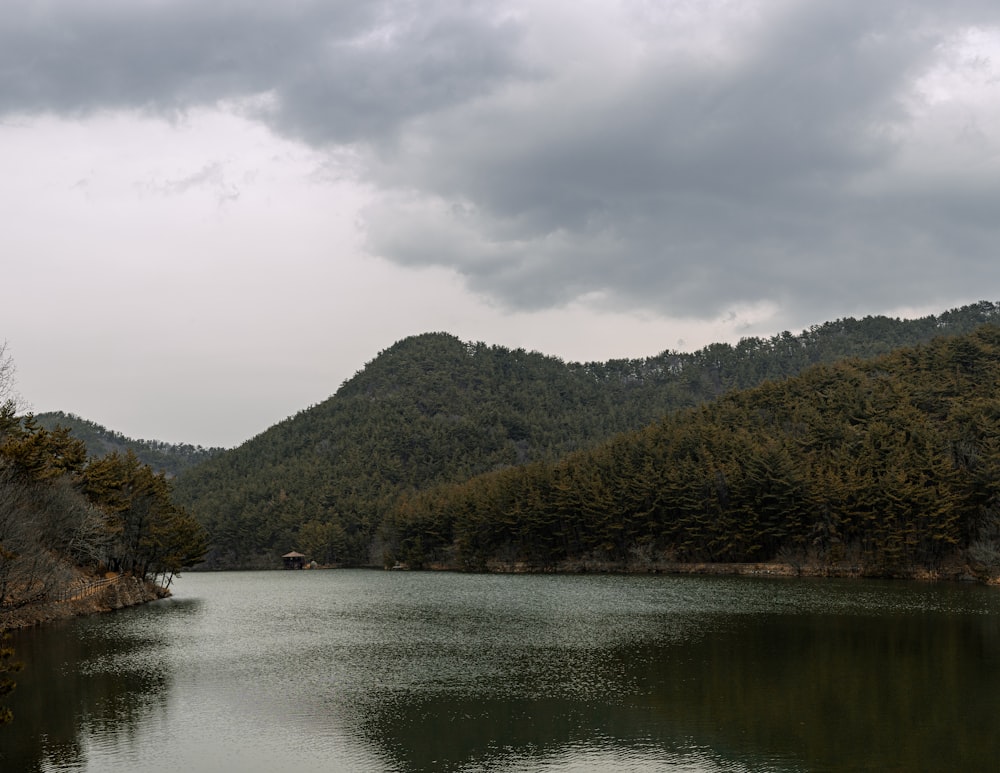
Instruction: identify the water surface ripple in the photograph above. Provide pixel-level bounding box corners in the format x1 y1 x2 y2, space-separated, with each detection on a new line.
5 570 1000 771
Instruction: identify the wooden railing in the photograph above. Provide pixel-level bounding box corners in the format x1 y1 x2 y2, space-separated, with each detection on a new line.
1 574 129 608
50 575 123 603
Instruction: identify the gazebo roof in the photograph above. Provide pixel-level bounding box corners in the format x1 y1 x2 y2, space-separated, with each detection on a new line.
282 551 306 558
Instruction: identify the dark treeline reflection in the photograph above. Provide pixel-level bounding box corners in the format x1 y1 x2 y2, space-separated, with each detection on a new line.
361 604 1000 772
2 600 197 773
634 611 1000 771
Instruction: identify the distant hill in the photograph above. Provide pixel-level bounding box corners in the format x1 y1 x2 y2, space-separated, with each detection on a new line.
172 301 1000 569
33 412 224 478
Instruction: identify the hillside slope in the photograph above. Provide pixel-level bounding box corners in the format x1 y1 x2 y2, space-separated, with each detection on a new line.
173 301 1000 568
384 325 1000 579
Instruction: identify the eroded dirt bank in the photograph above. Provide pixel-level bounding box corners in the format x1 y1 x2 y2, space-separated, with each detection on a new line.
1 576 169 631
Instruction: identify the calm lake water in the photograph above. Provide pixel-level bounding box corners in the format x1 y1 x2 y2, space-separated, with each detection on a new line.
3 570 1000 772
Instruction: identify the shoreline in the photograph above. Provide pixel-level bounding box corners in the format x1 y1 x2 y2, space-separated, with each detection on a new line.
412 557 996 584
5 558 993 632
1 576 170 631
210 555 998 584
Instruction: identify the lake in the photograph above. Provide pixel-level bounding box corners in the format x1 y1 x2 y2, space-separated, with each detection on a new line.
3 570 1000 772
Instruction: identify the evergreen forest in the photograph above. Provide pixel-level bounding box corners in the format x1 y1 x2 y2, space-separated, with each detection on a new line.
0 405 208 611
33 412 224 477
383 325 1000 578
169 301 1000 575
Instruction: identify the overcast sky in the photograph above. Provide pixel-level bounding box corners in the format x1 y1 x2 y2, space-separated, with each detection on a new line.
2 0 999 448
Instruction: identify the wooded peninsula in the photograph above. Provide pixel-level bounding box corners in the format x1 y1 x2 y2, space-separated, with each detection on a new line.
0 407 208 631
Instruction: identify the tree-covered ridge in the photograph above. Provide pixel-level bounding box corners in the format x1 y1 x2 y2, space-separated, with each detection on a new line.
33 411 224 477
174 333 625 567
173 301 1000 569
382 325 1000 578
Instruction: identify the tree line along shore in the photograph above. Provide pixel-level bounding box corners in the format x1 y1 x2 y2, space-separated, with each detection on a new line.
0 399 208 631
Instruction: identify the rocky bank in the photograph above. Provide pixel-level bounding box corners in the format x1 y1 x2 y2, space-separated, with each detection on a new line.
1 576 169 631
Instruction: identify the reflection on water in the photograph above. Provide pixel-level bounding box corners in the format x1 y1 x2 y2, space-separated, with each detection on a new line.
1 598 185 773
3 571 1000 772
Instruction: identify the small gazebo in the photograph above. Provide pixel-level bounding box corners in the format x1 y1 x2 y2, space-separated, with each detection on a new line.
281 551 306 570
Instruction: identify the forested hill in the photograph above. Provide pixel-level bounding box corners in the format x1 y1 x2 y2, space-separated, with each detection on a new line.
0 407 208 615
33 412 224 477
173 301 1000 569
384 324 1000 579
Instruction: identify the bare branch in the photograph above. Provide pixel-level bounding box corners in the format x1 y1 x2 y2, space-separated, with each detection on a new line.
0 341 23 413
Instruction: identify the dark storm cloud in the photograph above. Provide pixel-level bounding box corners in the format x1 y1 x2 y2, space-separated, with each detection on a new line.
0 0 523 143
5 0 1000 323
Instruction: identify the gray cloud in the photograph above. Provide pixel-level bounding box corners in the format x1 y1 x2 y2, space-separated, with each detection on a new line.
139 161 241 204
361 1 1000 321
5 0 1000 325
0 0 523 142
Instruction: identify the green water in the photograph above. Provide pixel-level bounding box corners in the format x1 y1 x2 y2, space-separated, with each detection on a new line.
3 570 1000 771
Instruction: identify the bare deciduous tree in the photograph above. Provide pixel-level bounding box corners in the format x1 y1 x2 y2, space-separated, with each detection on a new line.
0 469 78 608
0 341 15 405
0 340 25 427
